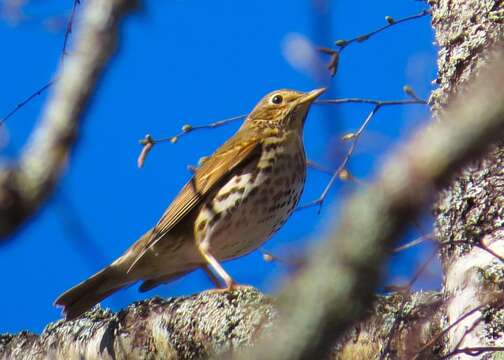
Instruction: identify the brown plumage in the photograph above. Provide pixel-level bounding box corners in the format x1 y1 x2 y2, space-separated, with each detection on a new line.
54 88 325 320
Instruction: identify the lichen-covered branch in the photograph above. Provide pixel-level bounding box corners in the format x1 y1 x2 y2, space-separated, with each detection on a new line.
0 0 137 239
1 288 447 360
0 289 276 360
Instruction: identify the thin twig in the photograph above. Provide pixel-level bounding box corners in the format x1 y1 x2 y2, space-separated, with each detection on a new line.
408 249 438 288
152 114 247 144
259 248 306 272
385 239 437 293
61 0 81 62
137 114 247 167
297 96 427 212
296 105 380 212
392 233 433 253
440 240 504 264
316 98 426 106
441 346 504 359
476 240 504 263
0 0 81 128
411 305 487 359
335 9 432 52
306 159 333 175
0 81 54 127
319 9 432 75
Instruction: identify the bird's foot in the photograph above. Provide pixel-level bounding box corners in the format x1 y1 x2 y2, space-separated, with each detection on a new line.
205 282 254 294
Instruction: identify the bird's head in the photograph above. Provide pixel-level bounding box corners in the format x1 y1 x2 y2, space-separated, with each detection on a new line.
245 88 326 132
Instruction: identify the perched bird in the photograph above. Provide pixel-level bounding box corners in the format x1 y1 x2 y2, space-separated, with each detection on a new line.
55 88 325 320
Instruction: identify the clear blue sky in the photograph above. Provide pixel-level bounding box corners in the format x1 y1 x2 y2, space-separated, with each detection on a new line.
0 0 436 333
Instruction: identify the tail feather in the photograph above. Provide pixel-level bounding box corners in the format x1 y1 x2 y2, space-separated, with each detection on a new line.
54 266 131 321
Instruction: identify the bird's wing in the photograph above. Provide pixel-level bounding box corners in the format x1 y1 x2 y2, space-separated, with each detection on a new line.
127 127 264 273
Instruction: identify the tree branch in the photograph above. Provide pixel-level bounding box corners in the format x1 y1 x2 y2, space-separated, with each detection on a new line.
0 0 137 239
0 287 448 360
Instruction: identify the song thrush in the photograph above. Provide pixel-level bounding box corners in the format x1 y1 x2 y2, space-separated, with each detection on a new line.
55 87 325 320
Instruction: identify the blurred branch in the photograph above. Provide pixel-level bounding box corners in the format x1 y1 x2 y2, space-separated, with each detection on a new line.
237 47 504 360
0 0 80 128
0 0 137 239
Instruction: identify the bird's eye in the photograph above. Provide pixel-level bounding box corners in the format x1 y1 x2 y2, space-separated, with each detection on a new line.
271 94 283 104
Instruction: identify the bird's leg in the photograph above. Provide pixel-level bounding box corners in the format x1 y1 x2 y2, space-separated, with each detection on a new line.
202 264 225 289
197 238 236 290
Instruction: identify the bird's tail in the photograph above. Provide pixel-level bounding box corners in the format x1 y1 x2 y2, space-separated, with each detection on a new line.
54 265 132 321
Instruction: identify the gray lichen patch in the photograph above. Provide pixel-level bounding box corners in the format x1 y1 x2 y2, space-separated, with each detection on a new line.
430 0 504 116
435 145 504 261
0 288 277 360
481 263 504 292
334 292 444 360
482 305 504 344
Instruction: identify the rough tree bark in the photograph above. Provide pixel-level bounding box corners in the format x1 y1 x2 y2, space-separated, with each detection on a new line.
1 0 504 360
431 0 504 359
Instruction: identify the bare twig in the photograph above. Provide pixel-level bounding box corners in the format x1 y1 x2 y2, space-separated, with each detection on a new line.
392 233 433 253
412 305 487 359
476 239 504 263
0 0 138 239
0 81 54 127
61 0 81 62
315 98 426 106
440 240 504 264
334 9 432 52
259 248 306 272
306 159 333 175
319 9 432 75
441 346 504 359
298 95 426 212
137 114 246 167
0 0 80 129
296 104 379 212
137 95 425 171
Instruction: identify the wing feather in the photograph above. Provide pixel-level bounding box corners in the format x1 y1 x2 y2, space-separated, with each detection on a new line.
127 128 263 272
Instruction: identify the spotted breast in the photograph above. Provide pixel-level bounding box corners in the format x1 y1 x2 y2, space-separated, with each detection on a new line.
193 131 306 260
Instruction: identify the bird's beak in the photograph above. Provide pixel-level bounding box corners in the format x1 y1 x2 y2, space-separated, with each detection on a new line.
299 87 326 105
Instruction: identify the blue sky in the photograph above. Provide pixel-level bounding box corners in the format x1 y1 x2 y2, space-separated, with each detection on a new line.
0 0 437 333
